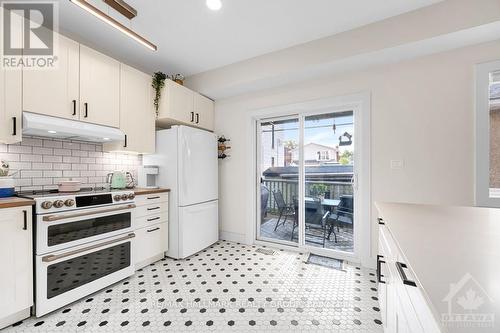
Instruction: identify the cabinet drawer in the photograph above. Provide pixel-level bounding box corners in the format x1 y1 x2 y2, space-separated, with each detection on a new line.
379 223 400 261
135 193 168 207
135 210 168 229
134 222 168 268
135 202 168 218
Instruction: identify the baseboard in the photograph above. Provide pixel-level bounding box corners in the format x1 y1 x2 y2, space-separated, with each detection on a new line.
219 230 247 244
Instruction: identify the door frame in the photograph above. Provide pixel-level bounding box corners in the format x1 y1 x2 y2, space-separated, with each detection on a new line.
246 92 371 266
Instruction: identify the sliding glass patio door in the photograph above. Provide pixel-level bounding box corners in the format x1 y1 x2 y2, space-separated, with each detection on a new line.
257 116 300 246
256 109 357 258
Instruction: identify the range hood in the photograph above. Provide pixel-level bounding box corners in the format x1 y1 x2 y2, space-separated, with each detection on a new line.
22 112 124 143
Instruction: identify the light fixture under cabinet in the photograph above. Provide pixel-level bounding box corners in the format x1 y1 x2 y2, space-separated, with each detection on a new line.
69 0 157 51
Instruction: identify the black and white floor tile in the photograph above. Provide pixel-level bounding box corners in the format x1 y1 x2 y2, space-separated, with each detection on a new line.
6 241 382 332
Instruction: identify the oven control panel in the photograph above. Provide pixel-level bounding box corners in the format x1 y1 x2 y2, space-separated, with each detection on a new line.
35 191 135 214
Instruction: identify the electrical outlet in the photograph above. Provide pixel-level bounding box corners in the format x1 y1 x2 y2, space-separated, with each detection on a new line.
390 159 404 169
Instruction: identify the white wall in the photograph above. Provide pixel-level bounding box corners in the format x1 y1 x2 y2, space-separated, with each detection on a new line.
214 39 500 263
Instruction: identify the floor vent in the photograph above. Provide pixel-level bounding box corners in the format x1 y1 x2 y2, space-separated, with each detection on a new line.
255 248 276 255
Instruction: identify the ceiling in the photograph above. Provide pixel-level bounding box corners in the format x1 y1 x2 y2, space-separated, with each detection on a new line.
58 0 443 76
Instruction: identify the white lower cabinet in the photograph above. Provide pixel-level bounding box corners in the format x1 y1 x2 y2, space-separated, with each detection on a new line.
378 221 441 333
134 222 168 268
0 206 33 329
133 192 169 269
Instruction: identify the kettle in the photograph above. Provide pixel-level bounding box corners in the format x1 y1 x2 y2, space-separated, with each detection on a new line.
106 170 127 189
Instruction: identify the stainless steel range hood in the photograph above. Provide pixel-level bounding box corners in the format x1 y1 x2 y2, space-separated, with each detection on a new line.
22 112 124 143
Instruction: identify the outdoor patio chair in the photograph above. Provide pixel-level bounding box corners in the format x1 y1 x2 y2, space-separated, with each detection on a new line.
327 195 354 242
272 190 295 231
291 198 329 247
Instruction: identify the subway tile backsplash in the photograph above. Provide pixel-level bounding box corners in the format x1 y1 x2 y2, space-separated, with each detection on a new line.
0 136 142 191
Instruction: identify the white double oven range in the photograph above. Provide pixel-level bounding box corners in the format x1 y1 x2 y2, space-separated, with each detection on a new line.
19 188 137 317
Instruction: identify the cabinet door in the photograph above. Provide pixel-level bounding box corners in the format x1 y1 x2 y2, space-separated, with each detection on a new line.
23 34 79 120
0 208 33 319
104 64 155 153
158 80 194 124
134 222 168 267
80 45 120 127
0 62 22 144
194 93 214 131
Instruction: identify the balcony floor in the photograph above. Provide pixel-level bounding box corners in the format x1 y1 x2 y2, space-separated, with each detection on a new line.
260 215 354 253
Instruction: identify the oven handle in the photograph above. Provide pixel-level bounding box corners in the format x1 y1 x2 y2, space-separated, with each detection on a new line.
42 204 136 222
42 232 135 263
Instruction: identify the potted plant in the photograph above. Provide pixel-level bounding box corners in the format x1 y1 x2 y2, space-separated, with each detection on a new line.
309 184 328 200
0 160 15 197
152 71 167 117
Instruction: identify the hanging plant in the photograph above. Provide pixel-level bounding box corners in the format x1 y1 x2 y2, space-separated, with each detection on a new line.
152 71 167 116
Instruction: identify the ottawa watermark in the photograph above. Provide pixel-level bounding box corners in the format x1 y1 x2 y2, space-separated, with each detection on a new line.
1 1 59 70
441 273 495 329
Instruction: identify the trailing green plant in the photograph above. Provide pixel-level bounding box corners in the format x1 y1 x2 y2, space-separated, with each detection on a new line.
152 71 167 116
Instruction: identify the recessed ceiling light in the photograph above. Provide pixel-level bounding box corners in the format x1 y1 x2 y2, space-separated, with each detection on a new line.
48 130 57 134
103 137 110 141
206 0 222 11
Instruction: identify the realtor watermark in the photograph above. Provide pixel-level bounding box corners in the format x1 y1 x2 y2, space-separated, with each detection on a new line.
1 1 59 69
441 273 495 329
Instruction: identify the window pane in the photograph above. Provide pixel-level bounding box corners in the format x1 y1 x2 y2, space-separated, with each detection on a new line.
490 70 500 197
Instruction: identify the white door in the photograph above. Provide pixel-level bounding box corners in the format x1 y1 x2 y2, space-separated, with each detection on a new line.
23 34 79 120
178 200 218 258
79 45 120 127
178 126 218 206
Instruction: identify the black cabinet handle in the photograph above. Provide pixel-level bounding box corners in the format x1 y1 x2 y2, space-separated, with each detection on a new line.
147 206 160 211
147 196 160 200
12 117 16 136
396 262 417 287
196 113 199 124
377 255 386 284
72 100 77 115
84 102 88 118
124 134 127 148
147 227 160 233
23 210 27 230
190 112 194 122
377 217 385 225
147 217 160 222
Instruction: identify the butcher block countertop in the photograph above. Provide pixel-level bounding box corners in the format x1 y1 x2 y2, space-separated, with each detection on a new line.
376 202 500 330
133 188 170 196
0 196 35 209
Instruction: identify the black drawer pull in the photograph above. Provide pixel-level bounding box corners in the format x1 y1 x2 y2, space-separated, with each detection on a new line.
147 196 161 200
23 210 28 230
72 100 77 115
84 102 88 117
377 255 386 284
377 217 385 225
190 112 194 122
195 113 199 124
396 262 417 287
147 207 160 211
147 217 160 222
124 134 128 148
12 117 16 136
147 227 160 233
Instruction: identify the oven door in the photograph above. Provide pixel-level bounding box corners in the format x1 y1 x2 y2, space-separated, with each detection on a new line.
37 204 136 255
35 232 135 317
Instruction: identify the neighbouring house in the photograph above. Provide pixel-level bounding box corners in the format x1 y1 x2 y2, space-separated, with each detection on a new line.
291 143 339 165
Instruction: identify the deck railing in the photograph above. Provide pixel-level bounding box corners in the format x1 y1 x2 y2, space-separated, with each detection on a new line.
262 178 353 214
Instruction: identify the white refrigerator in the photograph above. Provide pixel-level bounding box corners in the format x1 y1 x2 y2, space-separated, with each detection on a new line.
143 126 218 259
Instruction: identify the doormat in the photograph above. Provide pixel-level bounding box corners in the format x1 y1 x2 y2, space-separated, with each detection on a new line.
306 254 345 271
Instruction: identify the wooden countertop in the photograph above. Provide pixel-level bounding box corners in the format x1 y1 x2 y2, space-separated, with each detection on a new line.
0 196 35 209
376 202 500 330
133 188 170 195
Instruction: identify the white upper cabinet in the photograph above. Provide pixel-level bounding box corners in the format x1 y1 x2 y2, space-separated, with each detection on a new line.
23 34 79 120
194 93 215 131
157 80 214 131
104 64 155 154
0 60 22 144
79 45 120 128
